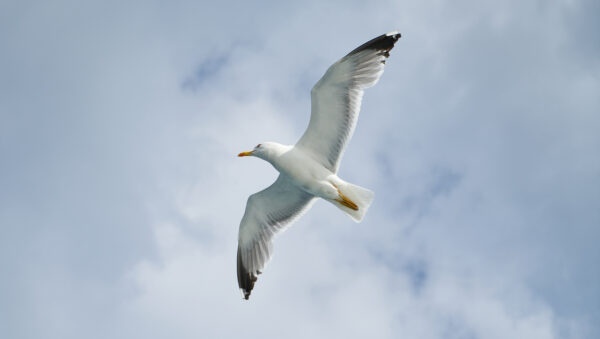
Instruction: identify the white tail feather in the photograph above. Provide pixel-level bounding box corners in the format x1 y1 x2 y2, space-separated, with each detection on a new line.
329 181 374 222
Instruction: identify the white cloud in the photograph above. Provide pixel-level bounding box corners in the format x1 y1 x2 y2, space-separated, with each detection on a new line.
1 0 598 338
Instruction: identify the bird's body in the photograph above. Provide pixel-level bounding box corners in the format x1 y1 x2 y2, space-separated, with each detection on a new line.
236 31 401 299
256 142 340 201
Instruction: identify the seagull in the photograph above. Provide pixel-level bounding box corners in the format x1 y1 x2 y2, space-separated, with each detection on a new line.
236 31 401 299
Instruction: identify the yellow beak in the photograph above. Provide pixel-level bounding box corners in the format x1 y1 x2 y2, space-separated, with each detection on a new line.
238 151 253 157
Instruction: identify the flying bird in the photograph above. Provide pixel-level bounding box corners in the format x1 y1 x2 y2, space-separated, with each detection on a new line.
236 31 401 299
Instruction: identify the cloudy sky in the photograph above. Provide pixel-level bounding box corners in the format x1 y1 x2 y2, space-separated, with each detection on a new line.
1 0 599 338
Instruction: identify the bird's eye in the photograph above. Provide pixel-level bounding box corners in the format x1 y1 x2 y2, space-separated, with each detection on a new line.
256 144 262 148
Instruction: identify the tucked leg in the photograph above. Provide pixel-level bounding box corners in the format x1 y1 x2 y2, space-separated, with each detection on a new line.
332 183 359 211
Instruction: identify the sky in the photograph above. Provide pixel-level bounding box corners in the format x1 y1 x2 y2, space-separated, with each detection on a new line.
1 0 599 338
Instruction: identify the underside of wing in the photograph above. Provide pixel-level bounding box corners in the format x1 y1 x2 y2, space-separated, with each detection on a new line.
237 175 315 299
296 31 401 172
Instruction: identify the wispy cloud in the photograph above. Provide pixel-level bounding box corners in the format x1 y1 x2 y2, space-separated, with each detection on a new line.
1 0 598 338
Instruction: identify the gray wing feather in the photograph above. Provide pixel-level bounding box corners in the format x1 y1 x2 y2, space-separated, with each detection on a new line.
296 32 401 172
237 174 315 299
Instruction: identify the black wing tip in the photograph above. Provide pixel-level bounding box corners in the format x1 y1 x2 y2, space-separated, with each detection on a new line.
347 31 402 57
237 246 257 300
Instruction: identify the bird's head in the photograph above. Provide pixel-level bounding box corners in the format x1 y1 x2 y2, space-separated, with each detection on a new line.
238 142 286 161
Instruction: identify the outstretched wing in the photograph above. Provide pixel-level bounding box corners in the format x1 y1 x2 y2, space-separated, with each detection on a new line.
237 174 315 299
296 31 401 172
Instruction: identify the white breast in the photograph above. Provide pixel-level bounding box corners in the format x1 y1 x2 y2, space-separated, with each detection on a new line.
272 147 335 197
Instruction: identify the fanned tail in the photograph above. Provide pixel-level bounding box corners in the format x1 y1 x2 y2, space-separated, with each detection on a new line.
329 181 374 222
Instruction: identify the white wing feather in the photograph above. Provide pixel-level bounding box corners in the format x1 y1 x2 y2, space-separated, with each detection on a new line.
237 174 315 299
296 32 401 172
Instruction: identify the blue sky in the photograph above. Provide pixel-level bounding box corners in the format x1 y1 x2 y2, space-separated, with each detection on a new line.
1 0 599 338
